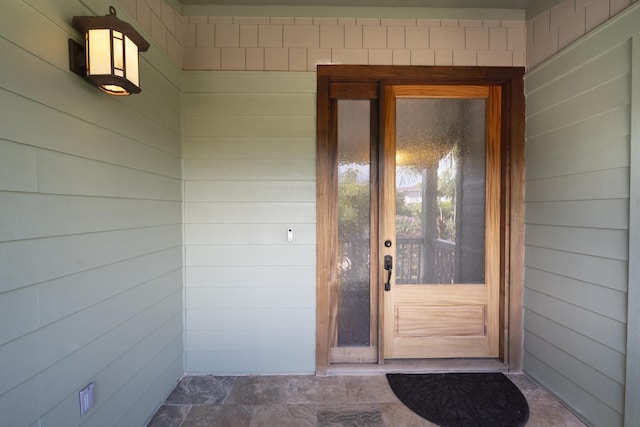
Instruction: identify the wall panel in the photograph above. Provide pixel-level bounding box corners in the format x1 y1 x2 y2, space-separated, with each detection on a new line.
0 0 184 425
524 5 640 425
182 71 317 374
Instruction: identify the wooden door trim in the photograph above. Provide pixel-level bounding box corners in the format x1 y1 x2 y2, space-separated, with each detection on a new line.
316 65 525 375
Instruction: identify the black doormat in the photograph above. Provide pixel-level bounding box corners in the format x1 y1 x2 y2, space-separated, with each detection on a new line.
386 373 529 427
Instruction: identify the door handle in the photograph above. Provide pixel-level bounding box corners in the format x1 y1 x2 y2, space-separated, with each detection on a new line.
384 255 393 291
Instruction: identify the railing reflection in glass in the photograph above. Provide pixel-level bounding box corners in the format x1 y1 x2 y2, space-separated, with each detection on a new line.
395 97 486 285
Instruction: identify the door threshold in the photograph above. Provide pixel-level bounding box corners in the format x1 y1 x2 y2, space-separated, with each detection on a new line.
324 358 508 376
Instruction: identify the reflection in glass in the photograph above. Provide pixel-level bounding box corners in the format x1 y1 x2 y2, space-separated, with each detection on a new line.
337 100 370 346
395 98 486 284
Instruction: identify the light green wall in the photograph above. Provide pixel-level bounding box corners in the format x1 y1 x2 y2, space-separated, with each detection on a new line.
0 0 183 425
524 3 640 426
625 33 640 427
182 71 317 374
2 0 640 424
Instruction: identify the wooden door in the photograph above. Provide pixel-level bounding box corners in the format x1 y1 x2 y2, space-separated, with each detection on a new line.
316 66 525 374
381 84 502 359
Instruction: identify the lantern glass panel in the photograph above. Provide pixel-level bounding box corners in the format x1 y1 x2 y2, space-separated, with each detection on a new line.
113 30 125 77
125 36 139 86
87 29 111 76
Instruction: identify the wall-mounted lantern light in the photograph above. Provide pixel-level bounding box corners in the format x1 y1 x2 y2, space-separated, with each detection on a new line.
68 6 150 95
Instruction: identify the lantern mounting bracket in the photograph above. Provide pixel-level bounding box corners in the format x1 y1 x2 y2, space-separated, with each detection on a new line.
68 39 87 78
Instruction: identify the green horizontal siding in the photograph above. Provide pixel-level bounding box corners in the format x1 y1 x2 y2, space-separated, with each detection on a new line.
186 265 315 287
184 158 316 180
183 71 316 374
0 0 184 425
523 5 640 425
184 201 316 223
183 136 315 159
185 223 316 244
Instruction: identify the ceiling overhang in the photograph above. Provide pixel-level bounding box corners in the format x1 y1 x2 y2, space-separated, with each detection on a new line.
176 0 564 18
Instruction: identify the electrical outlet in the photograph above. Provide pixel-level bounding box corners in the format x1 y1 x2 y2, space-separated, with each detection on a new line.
79 382 95 416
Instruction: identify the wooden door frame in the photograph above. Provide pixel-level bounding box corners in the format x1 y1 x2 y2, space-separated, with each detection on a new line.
316 65 525 375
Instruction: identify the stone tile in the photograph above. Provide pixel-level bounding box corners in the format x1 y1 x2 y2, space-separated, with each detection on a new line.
506 374 586 427
182 404 253 427
226 376 290 405
507 372 540 393
165 376 235 405
287 375 347 404
146 404 191 427
251 404 316 427
318 403 385 427
150 374 586 427
344 375 399 403
379 402 438 427
525 389 586 427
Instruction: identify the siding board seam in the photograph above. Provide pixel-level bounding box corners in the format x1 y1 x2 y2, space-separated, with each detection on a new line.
525 105 630 139
526 72 630 116
525 42 630 95
525 329 625 391
525 288 626 331
523 350 623 417
0 86 182 157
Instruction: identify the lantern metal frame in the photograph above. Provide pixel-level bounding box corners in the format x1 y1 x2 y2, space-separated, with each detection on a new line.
68 6 150 95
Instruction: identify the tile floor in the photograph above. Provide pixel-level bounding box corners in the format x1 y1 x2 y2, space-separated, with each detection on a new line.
147 374 586 426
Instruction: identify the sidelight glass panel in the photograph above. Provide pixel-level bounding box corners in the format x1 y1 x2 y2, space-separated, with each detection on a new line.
337 100 371 346
395 98 486 284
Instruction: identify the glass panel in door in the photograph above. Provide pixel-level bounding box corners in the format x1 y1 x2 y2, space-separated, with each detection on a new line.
332 99 378 363
395 98 487 285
